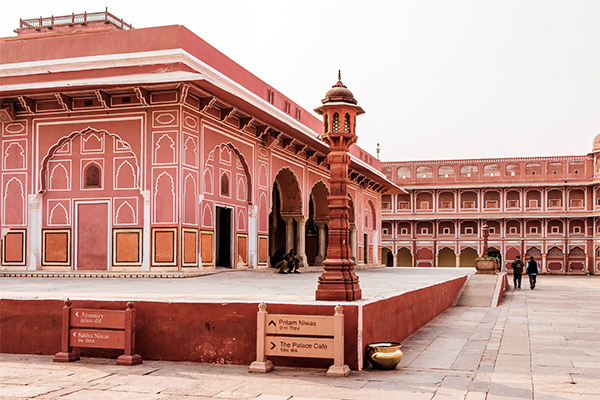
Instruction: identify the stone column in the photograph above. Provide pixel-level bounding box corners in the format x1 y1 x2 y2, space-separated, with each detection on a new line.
294 216 308 267
142 190 151 271
456 253 461 268
349 226 357 262
315 222 327 265
542 253 547 274
27 194 42 270
248 205 258 268
282 216 295 252
372 230 379 265
393 251 398 267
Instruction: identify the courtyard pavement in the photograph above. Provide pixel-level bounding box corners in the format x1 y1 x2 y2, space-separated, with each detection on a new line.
0 274 599 399
0 267 470 303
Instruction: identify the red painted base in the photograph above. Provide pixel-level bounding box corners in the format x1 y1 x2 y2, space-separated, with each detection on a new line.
315 259 362 301
315 284 362 301
53 351 80 362
116 354 143 365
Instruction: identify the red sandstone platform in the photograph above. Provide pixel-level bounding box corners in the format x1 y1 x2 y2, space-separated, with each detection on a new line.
0 268 471 371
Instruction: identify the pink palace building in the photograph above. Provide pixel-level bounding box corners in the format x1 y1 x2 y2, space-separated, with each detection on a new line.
380 137 600 275
0 11 397 272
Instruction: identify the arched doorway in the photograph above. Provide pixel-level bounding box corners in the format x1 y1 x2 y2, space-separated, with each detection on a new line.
504 247 521 272
416 247 433 267
308 181 329 265
488 247 502 270
40 128 142 271
567 247 586 274
204 143 253 269
364 200 377 264
397 247 412 267
382 247 393 266
460 247 477 268
269 168 302 266
546 246 564 273
526 247 542 264
438 247 456 267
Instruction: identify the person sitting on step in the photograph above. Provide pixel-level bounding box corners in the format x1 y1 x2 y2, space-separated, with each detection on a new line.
271 247 288 274
286 249 300 274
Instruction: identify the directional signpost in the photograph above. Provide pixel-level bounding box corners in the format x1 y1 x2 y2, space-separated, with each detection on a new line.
54 299 142 365
249 303 350 377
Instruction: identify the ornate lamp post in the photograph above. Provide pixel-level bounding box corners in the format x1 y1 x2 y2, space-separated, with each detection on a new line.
314 72 363 301
482 222 490 257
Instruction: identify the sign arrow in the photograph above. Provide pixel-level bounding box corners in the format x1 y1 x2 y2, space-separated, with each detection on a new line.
72 332 76 337
270 342 276 350
75 311 79 317
268 320 276 327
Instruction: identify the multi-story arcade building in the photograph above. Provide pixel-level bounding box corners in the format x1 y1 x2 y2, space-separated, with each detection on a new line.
0 11 397 272
381 137 600 274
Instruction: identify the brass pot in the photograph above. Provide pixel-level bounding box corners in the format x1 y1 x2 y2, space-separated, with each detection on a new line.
366 342 403 370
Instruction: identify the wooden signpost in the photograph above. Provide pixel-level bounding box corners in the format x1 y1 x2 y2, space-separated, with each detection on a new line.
249 303 350 377
54 299 142 365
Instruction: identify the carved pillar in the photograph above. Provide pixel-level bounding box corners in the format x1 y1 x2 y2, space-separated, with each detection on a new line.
314 73 363 301
456 254 461 268
27 194 42 270
142 190 151 271
294 216 308 267
248 205 258 268
393 250 398 267
315 221 327 265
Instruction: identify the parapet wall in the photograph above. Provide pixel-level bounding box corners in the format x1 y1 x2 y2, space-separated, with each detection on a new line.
0 276 466 370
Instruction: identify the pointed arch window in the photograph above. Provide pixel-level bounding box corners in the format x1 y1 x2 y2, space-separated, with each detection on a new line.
324 114 329 133
332 113 340 132
83 163 101 188
220 173 230 197
344 113 351 133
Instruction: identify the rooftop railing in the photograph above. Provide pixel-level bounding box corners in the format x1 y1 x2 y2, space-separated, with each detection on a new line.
18 9 132 31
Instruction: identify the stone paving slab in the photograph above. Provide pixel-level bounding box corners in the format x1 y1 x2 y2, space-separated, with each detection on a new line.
0 274 598 399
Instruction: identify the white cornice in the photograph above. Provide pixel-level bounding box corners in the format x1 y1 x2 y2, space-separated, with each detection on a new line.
0 71 205 90
1 48 395 183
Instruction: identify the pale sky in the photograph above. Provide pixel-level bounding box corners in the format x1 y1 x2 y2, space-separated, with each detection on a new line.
2 1 599 161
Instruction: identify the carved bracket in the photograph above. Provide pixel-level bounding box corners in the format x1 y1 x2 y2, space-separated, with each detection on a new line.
134 87 150 106
95 90 110 109
18 96 34 114
55 93 72 112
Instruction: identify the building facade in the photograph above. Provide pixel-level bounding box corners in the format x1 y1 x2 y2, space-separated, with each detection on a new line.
381 137 600 274
0 11 395 271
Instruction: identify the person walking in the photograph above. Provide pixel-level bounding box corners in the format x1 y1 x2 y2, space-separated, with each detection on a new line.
511 255 524 289
526 256 539 290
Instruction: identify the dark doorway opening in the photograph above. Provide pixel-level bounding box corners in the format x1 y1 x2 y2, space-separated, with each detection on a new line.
216 206 232 268
488 247 502 270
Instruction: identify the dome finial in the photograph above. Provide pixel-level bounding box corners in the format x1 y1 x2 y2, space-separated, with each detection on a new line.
338 69 341 82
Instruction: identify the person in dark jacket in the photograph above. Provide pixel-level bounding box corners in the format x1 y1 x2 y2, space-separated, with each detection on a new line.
286 249 300 273
526 256 539 290
271 247 288 274
511 256 524 289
